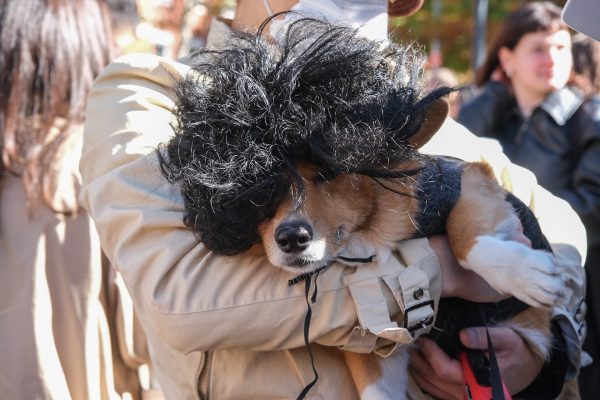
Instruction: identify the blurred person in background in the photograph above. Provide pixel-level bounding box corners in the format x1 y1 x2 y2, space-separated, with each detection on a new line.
107 0 156 55
135 0 227 58
148 0 185 57
135 0 182 57
458 3 600 398
178 0 227 54
0 0 159 399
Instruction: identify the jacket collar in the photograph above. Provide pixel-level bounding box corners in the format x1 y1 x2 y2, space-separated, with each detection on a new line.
538 86 583 126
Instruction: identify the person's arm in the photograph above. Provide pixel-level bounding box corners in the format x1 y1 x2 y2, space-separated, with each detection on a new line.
80 53 452 356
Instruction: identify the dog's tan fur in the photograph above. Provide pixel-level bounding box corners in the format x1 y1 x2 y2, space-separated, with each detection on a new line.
446 162 517 261
343 351 384 393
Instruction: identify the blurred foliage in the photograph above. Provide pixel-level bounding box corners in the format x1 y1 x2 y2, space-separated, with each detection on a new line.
390 0 566 83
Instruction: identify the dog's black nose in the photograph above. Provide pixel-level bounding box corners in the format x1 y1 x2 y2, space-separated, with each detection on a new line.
275 222 313 253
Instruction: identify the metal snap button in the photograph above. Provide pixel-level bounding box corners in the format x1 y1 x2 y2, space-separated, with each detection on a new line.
413 288 424 300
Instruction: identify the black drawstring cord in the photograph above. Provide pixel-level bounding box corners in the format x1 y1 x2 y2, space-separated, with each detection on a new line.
288 264 330 286
295 270 321 400
486 327 505 400
287 254 375 287
478 306 506 400
336 255 376 264
289 256 374 399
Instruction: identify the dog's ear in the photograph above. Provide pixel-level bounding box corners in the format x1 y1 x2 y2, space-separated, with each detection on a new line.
408 98 449 149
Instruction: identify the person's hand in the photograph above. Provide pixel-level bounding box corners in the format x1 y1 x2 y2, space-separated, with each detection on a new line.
409 336 463 400
409 327 545 399
429 235 506 302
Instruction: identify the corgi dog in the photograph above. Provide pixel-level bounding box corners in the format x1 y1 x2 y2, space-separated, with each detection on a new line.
159 16 568 399
252 99 558 398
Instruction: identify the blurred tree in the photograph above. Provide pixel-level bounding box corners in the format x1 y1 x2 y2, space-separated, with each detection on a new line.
390 0 567 81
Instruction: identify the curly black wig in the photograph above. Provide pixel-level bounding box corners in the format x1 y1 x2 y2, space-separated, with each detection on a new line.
158 15 453 255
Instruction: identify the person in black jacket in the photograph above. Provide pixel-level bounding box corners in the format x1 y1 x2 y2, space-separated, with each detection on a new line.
458 2 600 398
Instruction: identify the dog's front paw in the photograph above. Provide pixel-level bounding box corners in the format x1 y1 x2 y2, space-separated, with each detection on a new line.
502 250 564 308
462 236 564 308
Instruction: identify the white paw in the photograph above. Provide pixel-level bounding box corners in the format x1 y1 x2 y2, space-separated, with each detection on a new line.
463 236 564 308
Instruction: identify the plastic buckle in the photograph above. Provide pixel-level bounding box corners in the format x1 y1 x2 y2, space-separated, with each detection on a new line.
403 299 434 333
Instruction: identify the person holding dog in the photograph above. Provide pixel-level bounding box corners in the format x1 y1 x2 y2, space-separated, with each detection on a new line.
78 0 587 398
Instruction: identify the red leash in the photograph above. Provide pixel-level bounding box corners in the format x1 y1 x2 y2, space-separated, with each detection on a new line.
460 328 512 400
460 351 512 400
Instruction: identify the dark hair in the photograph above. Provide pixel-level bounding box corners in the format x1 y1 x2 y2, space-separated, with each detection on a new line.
571 32 600 98
0 0 113 211
158 16 452 255
475 1 567 87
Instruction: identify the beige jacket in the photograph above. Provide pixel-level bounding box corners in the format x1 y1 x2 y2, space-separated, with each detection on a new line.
0 123 153 400
79 51 587 400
